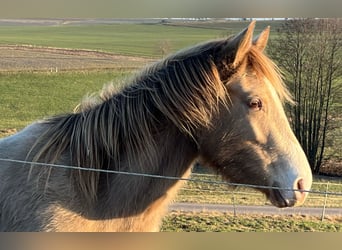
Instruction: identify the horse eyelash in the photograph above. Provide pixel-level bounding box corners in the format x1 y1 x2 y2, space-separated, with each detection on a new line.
248 98 262 110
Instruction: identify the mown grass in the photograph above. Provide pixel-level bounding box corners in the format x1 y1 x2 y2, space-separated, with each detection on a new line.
161 212 342 232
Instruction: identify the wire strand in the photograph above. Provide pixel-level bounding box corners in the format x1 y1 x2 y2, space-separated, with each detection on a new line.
0 157 341 196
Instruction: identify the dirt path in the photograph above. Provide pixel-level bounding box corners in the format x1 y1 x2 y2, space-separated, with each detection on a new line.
170 202 342 217
0 45 152 72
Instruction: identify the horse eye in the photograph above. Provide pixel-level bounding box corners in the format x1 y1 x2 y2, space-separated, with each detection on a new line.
248 98 262 110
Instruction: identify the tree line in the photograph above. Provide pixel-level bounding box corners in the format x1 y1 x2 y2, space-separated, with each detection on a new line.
269 18 341 174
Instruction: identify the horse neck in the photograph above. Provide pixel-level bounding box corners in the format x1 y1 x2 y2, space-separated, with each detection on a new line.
97 124 198 219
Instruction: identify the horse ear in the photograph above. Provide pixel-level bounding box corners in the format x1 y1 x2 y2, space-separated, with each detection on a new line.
230 20 256 67
253 26 270 51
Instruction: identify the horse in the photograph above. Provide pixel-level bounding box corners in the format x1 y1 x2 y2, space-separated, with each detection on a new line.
0 21 312 232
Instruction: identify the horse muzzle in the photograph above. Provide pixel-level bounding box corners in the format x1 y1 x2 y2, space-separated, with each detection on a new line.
267 177 310 208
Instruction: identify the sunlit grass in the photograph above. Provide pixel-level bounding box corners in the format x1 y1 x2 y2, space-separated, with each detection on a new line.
161 212 342 232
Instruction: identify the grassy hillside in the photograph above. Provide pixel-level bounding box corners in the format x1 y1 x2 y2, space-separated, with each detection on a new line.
0 20 283 58
0 23 223 58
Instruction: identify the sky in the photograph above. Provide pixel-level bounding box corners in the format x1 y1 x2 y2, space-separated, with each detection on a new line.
0 0 341 18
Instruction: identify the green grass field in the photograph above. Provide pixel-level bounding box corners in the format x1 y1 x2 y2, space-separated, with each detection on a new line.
0 24 222 58
0 71 130 130
0 20 283 58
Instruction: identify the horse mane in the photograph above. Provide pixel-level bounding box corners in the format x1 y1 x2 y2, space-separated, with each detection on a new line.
30 40 228 203
29 38 292 204
247 46 293 104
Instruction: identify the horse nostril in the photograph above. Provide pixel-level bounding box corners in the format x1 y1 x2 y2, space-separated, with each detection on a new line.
297 178 305 191
294 178 307 204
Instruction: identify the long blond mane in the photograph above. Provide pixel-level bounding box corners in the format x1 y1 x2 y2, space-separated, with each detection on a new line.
30 38 291 203
247 46 293 104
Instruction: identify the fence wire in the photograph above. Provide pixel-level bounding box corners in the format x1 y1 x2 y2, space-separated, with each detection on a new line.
0 157 341 197
0 157 341 222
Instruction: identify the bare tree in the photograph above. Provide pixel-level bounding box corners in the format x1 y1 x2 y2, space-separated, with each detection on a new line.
269 18 342 173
